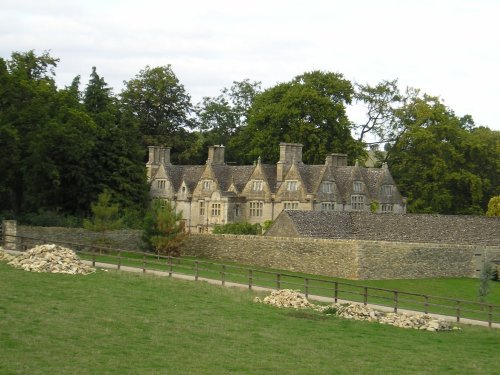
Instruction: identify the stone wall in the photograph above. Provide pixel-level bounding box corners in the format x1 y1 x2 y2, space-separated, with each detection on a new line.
266 211 500 246
183 234 359 279
17 226 142 252
13 225 500 280
184 234 500 280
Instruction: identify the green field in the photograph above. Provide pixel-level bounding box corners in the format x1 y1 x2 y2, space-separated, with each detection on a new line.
1 262 499 375
80 250 500 323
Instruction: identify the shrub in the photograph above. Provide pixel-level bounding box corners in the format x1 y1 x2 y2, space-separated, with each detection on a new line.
212 222 262 235
142 200 186 257
19 210 83 227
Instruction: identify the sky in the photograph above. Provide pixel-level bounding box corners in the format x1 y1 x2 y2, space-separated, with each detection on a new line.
1 0 499 130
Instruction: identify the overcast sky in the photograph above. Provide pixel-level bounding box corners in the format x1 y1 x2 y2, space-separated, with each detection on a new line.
1 0 499 130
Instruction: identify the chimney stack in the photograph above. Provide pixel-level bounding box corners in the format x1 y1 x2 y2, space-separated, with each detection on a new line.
207 145 225 165
325 153 348 167
277 142 303 182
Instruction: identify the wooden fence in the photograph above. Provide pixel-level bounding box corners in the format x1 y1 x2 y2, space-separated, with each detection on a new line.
12 235 500 328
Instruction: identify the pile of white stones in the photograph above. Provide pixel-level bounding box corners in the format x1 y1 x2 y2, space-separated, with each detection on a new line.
0 247 15 262
7 244 95 275
327 303 453 331
256 289 454 331
254 289 314 309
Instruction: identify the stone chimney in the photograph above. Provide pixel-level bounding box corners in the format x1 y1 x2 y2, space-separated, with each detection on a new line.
325 153 348 167
147 146 171 180
159 147 171 165
277 142 303 182
207 145 225 165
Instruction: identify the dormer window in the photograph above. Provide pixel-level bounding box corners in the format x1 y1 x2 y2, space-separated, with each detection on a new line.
252 180 263 192
286 180 298 192
353 181 362 193
321 181 333 193
157 180 166 189
202 180 212 191
382 185 393 196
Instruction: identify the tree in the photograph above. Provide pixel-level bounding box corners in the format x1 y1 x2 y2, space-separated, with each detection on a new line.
120 65 194 161
353 79 402 144
486 196 500 217
387 94 499 214
230 71 364 164
195 79 261 162
83 67 149 214
83 190 123 232
142 200 186 257
83 190 123 248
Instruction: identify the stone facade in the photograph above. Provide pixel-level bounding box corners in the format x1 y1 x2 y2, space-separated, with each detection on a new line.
147 142 406 232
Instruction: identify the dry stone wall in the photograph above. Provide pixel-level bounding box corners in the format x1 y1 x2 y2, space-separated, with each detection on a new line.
183 234 359 279
13 225 500 280
17 226 142 252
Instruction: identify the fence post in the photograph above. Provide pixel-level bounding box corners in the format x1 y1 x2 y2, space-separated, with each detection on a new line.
221 265 226 286
363 287 368 306
168 256 173 277
276 273 281 290
393 291 398 313
424 295 429 314
117 250 121 270
92 249 96 267
334 281 338 303
142 253 146 273
456 300 461 323
305 278 309 298
248 269 253 289
195 261 199 281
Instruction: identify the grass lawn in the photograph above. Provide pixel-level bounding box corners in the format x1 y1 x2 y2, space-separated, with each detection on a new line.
80 250 500 323
1 262 499 375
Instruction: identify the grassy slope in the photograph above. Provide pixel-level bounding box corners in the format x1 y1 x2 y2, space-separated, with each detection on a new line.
1 262 499 375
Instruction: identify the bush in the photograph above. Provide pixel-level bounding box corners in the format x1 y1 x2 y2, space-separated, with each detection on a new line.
212 222 262 235
142 200 186 257
19 210 83 227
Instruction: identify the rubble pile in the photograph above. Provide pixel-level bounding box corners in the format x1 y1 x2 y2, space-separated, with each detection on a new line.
328 303 453 331
254 289 314 309
0 248 15 262
8 244 95 275
256 290 454 331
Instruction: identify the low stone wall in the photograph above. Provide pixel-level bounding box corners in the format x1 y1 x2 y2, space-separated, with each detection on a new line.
184 234 359 279
17 226 142 252
184 234 500 280
13 225 500 280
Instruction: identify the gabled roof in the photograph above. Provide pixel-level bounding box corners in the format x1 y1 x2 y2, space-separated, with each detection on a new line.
178 166 205 192
297 165 325 194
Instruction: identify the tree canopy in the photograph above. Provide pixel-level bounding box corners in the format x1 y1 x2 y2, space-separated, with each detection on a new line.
1 50 498 220
229 71 364 164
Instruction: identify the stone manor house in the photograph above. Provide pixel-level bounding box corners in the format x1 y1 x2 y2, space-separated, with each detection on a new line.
147 142 406 232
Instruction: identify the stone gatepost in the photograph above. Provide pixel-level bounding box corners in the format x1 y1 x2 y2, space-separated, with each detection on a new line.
2 220 18 251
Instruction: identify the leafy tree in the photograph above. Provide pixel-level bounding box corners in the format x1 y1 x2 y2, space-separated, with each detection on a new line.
195 79 261 162
142 200 186 257
353 79 402 144
120 65 194 161
486 196 500 217
230 71 364 164
387 94 499 214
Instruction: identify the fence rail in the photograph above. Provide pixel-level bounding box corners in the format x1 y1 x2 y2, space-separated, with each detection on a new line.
9 235 500 327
